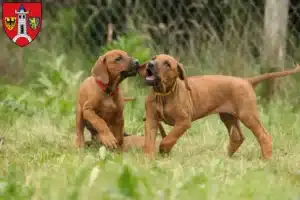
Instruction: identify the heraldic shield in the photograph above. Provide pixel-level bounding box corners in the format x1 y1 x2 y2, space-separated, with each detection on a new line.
2 2 42 47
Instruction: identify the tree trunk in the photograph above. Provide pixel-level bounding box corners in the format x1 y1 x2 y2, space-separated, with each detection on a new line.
262 0 289 102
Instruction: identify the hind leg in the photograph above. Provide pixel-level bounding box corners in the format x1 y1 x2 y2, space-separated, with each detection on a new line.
219 113 245 157
83 120 98 139
83 120 98 146
239 111 272 159
75 104 85 148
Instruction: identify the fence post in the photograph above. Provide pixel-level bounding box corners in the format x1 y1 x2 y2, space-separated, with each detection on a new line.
262 0 289 101
107 23 113 44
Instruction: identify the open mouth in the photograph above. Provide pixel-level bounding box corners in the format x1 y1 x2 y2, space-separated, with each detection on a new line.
146 68 155 81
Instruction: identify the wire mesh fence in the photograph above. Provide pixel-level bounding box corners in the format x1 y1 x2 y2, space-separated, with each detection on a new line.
35 0 299 58
1 0 300 74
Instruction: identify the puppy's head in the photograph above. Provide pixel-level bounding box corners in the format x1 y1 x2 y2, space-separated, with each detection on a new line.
138 54 190 91
91 50 139 84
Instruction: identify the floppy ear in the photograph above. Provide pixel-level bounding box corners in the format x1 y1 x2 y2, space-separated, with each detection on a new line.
91 56 109 84
177 62 191 91
137 61 148 77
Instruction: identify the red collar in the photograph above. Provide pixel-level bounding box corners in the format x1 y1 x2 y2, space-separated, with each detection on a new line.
95 79 120 96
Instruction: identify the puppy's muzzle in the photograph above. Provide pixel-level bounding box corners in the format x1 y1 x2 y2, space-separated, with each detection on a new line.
121 59 139 78
145 61 157 85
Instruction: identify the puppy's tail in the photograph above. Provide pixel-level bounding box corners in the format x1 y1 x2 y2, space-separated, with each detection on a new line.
246 63 300 88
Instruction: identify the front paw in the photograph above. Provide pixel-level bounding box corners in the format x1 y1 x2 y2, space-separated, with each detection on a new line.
75 136 85 148
99 132 118 149
143 146 156 159
159 136 177 154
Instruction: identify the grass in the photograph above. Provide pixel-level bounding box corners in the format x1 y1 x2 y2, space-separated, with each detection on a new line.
1 98 300 200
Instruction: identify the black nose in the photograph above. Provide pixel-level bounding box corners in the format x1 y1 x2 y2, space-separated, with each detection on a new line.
148 61 155 69
133 59 139 66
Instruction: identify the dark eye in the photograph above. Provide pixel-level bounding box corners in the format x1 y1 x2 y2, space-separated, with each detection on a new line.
115 56 122 62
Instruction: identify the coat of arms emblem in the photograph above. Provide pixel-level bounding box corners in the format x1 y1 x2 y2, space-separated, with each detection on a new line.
2 2 42 47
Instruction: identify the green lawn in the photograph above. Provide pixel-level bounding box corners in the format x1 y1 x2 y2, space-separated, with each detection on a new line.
0 100 300 200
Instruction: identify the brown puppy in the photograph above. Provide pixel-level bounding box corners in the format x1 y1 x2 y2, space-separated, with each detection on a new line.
75 50 139 150
138 54 300 159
